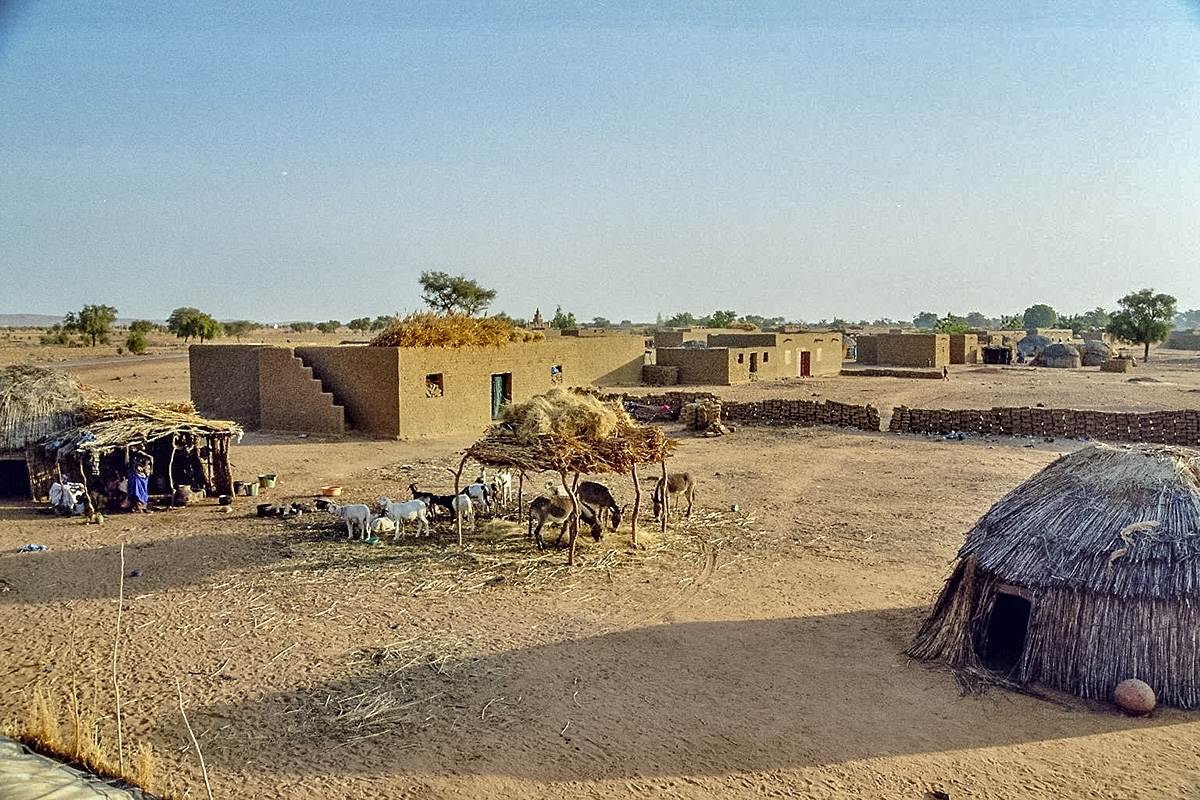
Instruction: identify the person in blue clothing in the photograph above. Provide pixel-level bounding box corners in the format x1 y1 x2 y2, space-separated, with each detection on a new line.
126 449 153 513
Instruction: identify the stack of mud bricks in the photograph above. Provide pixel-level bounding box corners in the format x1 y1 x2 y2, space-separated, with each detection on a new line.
679 399 724 432
720 399 880 432
888 406 1200 447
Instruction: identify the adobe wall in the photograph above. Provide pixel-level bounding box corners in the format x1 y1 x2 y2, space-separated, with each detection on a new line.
654 348 735 384
624 390 880 432
295 346 399 436
949 334 981 365
1167 331 1200 350
257 348 345 433
874 333 950 367
190 345 263 428
856 336 879 365
888 406 1200 446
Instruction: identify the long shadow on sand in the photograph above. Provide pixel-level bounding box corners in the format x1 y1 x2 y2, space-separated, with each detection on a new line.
193 609 1192 781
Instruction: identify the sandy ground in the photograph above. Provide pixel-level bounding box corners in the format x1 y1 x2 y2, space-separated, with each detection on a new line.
2 335 1200 799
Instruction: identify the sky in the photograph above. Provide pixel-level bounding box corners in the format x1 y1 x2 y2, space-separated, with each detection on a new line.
2 1 1198 326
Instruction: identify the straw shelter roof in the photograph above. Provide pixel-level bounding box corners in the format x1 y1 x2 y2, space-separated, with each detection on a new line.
909 442 1200 708
464 388 676 475
51 396 243 457
959 443 1200 599
0 364 92 450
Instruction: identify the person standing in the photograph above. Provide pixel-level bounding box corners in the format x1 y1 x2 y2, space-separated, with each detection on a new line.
943 366 949 381
127 449 153 512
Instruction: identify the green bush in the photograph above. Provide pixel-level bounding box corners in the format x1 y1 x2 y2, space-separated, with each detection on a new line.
125 330 147 355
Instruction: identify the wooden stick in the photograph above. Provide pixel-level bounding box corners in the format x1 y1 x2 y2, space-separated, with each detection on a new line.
113 542 125 773
176 679 214 800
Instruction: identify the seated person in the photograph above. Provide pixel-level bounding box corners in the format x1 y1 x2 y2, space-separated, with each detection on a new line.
49 475 86 516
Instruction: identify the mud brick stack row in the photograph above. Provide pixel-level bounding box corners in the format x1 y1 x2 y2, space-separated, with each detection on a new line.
719 399 880 432
888 406 1200 447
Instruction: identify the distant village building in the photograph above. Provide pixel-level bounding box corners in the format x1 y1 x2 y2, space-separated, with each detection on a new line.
854 333 950 368
650 331 841 385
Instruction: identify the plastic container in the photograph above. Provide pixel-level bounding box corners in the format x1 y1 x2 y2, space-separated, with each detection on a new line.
258 474 277 489
320 486 342 497
244 482 260 497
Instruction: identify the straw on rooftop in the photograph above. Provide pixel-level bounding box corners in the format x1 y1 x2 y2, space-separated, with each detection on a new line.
0 364 92 449
369 311 544 348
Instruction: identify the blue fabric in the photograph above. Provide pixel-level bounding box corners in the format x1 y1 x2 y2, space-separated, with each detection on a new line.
127 467 149 506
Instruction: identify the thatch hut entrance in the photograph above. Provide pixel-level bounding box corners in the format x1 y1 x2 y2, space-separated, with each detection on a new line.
909 443 1200 709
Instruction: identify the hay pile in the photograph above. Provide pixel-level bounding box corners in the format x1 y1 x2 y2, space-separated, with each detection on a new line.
467 388 676 475
0 364 92 449
369 312 544 348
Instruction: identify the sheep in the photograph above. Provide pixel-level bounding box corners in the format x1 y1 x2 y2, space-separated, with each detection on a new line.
577 480 624 531
378 496 430 539
528 495 603 550
652 472 695 520
368 515 396 536
326 501 373 540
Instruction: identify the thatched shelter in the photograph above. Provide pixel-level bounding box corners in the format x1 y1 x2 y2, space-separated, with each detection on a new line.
0 365 93 499
461 388 677 565
50 396 243 503
908 443 1200 709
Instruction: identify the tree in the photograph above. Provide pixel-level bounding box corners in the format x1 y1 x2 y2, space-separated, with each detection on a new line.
707 310 737 328
965 311 990 329
315 320 341 334
167 307 222 342
591 316 612 328
65 304 118 346
1021 304 1058 330
418 271 497 316
935 313 970 334
224 320 255 341
550 306 577 330
125 329 147 355
1173 308 1200 330
999 315 1023 330
371 315 393 330
289 321 315 333
1107 288 1177 361
912 311 938 330
129 319 156 334
347 317 373 333
662 311 696 328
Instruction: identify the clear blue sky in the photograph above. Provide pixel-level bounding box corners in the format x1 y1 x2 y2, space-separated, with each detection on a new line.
2 1 1198 326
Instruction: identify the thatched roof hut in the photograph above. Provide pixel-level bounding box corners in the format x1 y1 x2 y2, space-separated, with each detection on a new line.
50 396 244 500
0 365 92 499
462 388 677 564
908 443 1200 708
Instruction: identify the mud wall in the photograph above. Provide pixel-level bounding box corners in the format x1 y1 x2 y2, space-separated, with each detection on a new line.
888 406 1200 446
625 391 881 432
190 345 263 428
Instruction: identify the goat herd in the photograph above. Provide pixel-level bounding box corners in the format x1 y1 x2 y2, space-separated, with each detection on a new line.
321 469 697 551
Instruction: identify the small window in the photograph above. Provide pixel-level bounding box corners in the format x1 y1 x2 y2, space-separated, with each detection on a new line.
425 374 444 398
550 364 563 385
737 353 744 364
762 352 769 363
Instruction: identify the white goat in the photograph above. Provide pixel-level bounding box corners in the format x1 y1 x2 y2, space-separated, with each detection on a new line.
378 496 430 539
451 493 475 531
490 469 513 509
326 501 372 540
465 481 491 514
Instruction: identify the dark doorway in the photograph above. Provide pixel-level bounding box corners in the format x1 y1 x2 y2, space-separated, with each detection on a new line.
979 592 1031 675
491 373 512 419
749 352 758 374
0 459 30 499
800 350 811 377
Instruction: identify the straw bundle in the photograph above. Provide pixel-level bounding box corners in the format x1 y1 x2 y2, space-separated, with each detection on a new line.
369 312 544 348
0 364 91 449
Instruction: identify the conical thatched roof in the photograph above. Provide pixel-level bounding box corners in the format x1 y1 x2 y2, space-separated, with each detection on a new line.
960 443 1200 599
0 364 91 450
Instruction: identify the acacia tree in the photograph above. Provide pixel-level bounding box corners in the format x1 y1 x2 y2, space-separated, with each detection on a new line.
167 307 223 342
418 271 497 316
550 305 577 330
65 304 118 346
1107 288 1177 361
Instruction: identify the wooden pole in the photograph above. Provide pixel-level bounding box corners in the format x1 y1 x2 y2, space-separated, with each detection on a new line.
563 469 579 567
660 461 668 534
630 464 640 547
454 454 468 547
